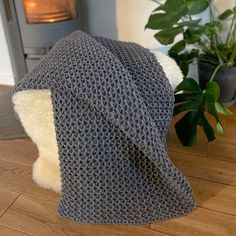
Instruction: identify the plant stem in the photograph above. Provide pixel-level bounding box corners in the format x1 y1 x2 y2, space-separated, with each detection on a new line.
232 20 236 45
210 64 222 81
187 13 193 21
209 6 221 44
226 14 236 45
226 1 236 45
208 5 226 65
232 2 236 45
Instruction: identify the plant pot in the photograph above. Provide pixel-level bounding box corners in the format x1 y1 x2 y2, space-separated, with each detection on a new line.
198 61 236 106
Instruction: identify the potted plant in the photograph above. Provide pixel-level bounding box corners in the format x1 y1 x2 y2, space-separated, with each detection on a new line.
146 0 235 146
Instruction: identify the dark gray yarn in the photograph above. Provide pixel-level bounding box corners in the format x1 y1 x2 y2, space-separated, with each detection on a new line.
13 31 196 224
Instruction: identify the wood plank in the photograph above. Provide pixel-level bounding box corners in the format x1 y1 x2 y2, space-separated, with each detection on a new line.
0 159 58 202
207 141 236 163
150 207 236 236
169 151 236 186
0 85 12 93
0 189 19 217
210 106 236 145
219 105 236 126
0 139 37 166
214 122 236 144
0 194 170 236
1 85 235 235
189 177 236 215
0 225 31 236
167 133 207 158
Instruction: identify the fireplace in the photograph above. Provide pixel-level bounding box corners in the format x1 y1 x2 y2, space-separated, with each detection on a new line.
22 0 77 24
0 0 81 82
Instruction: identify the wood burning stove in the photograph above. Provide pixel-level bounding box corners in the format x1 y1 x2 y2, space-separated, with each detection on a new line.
0 0 81 82
22 0 78 24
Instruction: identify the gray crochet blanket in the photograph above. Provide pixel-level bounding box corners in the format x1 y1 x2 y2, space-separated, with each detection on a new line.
13 31 196 224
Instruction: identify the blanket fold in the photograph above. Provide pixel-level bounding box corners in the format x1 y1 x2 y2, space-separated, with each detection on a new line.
13 31 196 224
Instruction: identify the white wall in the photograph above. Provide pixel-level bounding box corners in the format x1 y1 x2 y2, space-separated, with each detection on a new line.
86 0 235 49
214 0 235 12
83 0 166 51
116 0 158 49
0 11 14 85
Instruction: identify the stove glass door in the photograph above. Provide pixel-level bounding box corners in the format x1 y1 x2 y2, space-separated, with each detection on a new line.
22 0 77 24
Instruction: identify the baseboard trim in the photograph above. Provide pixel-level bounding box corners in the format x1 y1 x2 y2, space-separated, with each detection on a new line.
0 75 15 85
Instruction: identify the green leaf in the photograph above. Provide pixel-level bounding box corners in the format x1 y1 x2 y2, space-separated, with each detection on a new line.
214 21 223 32
186 0 211 15
215 44 230 63
174 79 207 146
227 44 236 66
175 78 201 93
169 40 186 54
170 50 199 78
206 103 224 136
153 0 187 12
216 122 224 136
154 27 183 45
174 101 198 116
207 102 227 135
204 22 223 37
164 0 187 11
154 0 187 14
218 9 233 20
172 73 231 145
207 103 220 123
146 0 188 30
198 41 214 55
199 52 219 65
178 59 189 77
175 112 198 146
187 49 200 60
234 6 236 14
206 102 224 137
170 53 190 77
176 19 202 27
146 13 175 29
183 26 205 44
198 113 215 141
215 102 233 115
152 5 168 13
175 92 202 103
204 81 220 102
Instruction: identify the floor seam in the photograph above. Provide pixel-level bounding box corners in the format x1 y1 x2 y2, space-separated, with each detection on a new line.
197 206 236 217
0 193 21 218
0 223 34 236
148 226 176 236
187 175 236 187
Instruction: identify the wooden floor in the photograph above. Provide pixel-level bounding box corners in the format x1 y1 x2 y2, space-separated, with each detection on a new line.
0 86 236 235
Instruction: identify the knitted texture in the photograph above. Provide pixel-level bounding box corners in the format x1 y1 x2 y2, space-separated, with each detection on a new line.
13 31 196 224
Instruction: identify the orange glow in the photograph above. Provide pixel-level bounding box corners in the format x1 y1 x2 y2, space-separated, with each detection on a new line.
28 2 36 7
23 0 77 24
